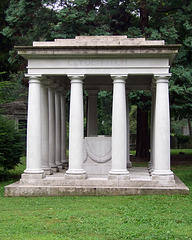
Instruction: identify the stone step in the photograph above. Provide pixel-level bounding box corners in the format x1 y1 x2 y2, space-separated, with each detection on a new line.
5 181 189 197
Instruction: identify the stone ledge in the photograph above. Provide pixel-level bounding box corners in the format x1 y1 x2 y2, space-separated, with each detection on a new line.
5 184 189 197
5 175 189 197
32 36 165 47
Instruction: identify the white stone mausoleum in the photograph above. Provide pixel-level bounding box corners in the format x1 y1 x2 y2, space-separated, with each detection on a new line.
5 36 189 196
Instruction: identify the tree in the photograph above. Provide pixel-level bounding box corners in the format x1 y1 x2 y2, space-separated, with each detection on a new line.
2 0 57 73
97 91 112 135
127 0 192 156
0 115 23 173
0 0 12 81
2 0 192 154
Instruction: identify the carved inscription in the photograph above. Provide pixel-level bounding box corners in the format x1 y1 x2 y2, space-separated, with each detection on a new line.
67 59 130 67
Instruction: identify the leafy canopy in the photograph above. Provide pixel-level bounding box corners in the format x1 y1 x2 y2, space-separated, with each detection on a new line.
2 0 192 120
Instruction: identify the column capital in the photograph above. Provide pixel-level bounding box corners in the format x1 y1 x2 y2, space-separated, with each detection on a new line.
41 77 52 87
25 74 42 79
68 75 85 82
153 74 171 84
25 74 42 84
48 83 59 90
55 86 65 93
111 75 127 83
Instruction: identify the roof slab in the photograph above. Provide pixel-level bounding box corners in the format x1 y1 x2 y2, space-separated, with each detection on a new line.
15 36 180 91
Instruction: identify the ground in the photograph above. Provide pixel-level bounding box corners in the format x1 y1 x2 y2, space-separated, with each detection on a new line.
0 154 191 239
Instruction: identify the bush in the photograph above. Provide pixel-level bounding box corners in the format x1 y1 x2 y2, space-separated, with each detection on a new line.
0 115 23 172
176 134 190 148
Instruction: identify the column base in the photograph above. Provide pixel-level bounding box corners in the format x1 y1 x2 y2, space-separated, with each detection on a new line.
148 167 154 176
108 169 130 180
57 164 64 170
127 161 132 168
65 169 87 179
21 172 46 180
152 170 175 185
20 172 46 185
148 163 154 175
24 169 44 174
61 160 68 169
61 159 68 163
51 166 59 172
148 161 152 168
42 168 53 175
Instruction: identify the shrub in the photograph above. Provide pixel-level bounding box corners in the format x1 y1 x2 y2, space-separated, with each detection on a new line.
0 115 23 172
176 134 190 148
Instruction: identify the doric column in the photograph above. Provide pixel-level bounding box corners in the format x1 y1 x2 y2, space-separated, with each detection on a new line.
55 88 63 169
109 75 129 180
41 80 52 175
48 84 58 172
60 90 67 167
66 75 86 179
152 75 174 183
126 91 132 168
87 90 99 137
23 75 44 177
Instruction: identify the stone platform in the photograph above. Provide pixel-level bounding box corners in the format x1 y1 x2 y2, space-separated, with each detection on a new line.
5 167 189 197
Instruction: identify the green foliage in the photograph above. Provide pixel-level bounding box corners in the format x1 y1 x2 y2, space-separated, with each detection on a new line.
97 91 112 135
1 0 192 121
3 0 56 45
176 134 190 148
129 105 137 133
51 0 111 38
0 115 23 172
171 118 187 135
0 0 12 81
0 81 17 104
129 91 151 110
0 71 27 104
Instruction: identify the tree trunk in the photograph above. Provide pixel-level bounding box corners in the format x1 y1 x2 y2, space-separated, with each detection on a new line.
136 107 150 158
140 7 149 34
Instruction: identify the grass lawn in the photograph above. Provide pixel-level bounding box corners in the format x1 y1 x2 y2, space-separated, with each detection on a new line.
130 149 192 156
0 155 192 240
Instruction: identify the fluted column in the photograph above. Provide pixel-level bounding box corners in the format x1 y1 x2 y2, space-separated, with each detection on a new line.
60 90 67 167
66 75 86 179
126 91 132 168
152 75 174 183
109 75 129 180
48 84 58 172
55 88 63 169
87 90 99 137
41 80 52 175
23 75 44 177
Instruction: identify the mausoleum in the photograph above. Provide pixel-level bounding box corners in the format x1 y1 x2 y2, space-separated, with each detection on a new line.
5 36 189 196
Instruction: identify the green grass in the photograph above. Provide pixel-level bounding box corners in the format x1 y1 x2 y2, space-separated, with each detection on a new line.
0 156 192 239
171 149 192 155
130 149 192 156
